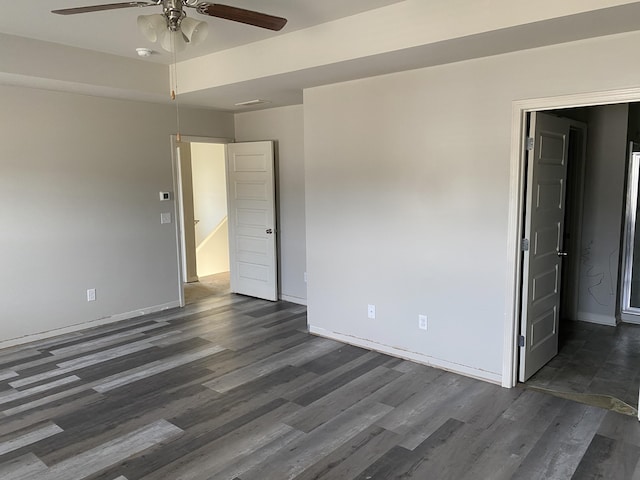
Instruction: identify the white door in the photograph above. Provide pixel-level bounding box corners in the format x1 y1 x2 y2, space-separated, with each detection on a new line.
226 141 278 301
519 112 572 382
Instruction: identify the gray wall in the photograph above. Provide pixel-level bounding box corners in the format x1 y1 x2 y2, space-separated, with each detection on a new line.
575 104 628 325
1 85 233 342
234 105 307 304
303 31 640 382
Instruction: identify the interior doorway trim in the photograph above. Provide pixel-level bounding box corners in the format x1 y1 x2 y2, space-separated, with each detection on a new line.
503 87 640 388
170 135 233 307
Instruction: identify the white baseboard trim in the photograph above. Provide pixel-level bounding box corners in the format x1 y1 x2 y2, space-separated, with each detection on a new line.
574 311 617 326
280 294 307 306
0 301 181 350
620 312 640 324
308 325 501 385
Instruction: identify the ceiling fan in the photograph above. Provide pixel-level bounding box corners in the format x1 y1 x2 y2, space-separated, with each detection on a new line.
52 0 288 52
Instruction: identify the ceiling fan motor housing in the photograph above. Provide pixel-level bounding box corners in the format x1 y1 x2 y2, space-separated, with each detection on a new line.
163 0 185 31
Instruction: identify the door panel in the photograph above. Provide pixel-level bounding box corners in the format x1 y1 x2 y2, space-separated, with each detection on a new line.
519 112 571 381
226 141 278 301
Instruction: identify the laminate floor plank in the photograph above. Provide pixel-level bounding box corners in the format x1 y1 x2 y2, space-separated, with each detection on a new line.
571 434 640 480
511 401 608 479
171 366 316 431
290 353 396 407
291 425 400 480
208 427 305 480
92 344 225 393
139 402 302 480
284 365 402 433
1 292 639 480
0 422 63 456
0 389 103 439
353 417 466 480
0 452 48 479
203 338 340 393
95 398 294 480
0 351 51 370
456 392 570 480
297 344 369 376
30 419 183 480
240 400 393 480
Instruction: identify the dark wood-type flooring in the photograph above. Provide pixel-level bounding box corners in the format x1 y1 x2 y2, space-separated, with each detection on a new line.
527 319 640 410
1 292 640 479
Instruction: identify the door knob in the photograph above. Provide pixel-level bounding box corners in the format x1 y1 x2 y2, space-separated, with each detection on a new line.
557 251 568 257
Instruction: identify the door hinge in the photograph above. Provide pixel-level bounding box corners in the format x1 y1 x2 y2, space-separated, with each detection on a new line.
521 238 529 251
518 335 525 347
526 137 535 151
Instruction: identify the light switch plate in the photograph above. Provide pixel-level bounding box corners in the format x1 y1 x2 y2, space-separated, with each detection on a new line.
161 212 171 224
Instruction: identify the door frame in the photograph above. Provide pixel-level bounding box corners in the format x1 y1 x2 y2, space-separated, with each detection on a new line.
503 87 640 388
170 135 233 307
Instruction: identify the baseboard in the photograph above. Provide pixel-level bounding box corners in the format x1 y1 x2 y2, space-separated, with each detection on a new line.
280 294 307 306
574 311 617 326
0 301 181 350
620 312 640 324
308 325 501 385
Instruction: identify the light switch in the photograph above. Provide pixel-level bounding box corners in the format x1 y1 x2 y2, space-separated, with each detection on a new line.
159 192 171 201
161 212 172 224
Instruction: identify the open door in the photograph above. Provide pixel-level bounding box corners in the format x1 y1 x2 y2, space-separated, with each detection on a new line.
226 141 278 301
519 112 572 381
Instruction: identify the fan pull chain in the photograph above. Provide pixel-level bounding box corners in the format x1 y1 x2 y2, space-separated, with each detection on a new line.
171 36 181 142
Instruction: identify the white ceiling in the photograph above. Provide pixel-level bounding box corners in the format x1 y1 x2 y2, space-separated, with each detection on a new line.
0 0 404 64
4 1 640 113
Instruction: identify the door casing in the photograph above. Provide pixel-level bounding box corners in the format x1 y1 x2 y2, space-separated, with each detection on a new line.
171 135 232 307
504 87 640 389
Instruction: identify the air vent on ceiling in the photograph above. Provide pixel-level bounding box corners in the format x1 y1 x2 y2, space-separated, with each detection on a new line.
234 99 271 107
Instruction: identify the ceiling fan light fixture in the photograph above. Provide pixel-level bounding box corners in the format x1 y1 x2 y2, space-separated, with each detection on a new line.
160 29 188 53
137 13 166 43
180 16 208 46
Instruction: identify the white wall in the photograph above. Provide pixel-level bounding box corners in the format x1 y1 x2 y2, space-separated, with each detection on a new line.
575 105 628 325
191 143 228 245
303 30 640 383
190 142 229 277
234 105 307 304
0 85 233 343
196 219 230 277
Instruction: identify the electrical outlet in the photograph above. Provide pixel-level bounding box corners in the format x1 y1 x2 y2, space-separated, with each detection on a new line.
87 288 96 302
418 314 427 330
368 304 376 319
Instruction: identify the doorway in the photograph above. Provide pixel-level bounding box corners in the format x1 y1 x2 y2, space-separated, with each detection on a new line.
175 138 231 304
191 142 229 280
171 136 280 306
506 92 640 417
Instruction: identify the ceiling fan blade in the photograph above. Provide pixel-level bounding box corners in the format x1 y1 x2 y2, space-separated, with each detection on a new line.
52 1 157 15
197 3 287 31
